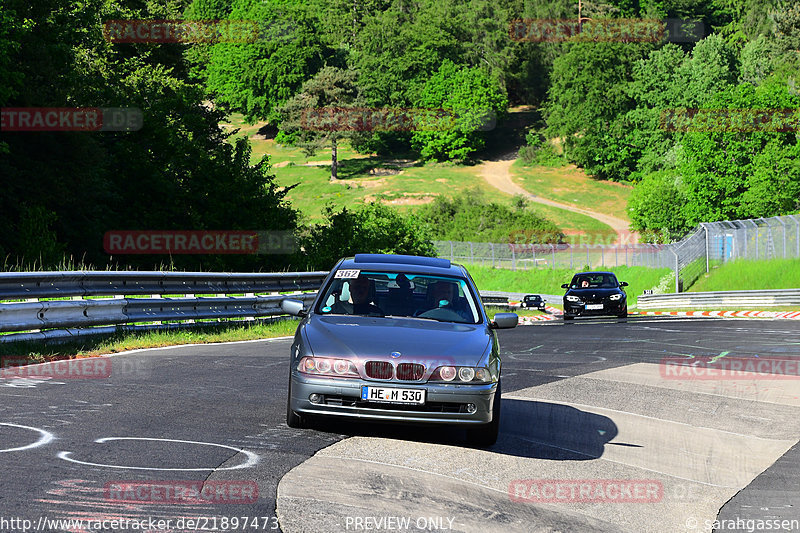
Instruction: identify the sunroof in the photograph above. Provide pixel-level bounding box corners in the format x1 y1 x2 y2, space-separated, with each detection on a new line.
353 254 451 269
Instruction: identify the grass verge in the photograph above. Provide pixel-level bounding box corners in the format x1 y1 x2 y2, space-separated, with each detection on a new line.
510 160 633 223
688 258 800 292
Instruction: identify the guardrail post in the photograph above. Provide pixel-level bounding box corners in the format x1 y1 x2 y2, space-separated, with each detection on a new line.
790 214 800 258
670 248 679 293
777 217 787 258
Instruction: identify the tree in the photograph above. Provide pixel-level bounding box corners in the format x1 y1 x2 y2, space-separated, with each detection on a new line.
544 40 650 180
278 66 368 180
0 0 300 271
411 60 508 161
204 0 330 122
679 78 800 224
627 171 690 240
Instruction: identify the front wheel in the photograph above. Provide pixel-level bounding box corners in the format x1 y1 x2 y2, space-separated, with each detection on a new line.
286 376 304 428
466 380 501 447
563 314 574 321
618 306 628 318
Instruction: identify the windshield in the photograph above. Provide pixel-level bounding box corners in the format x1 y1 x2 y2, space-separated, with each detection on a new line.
315 270 481 324
570 274 619 289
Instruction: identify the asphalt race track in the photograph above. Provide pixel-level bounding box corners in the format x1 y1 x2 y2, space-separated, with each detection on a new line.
1 316 798 533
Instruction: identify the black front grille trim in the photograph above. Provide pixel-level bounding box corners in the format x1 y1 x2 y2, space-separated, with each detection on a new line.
321 395 468 413
365 361 393 380
396 363 425 381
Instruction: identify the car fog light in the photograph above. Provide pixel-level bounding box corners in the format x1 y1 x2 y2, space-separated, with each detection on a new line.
466 403 477 414
309 394 322 404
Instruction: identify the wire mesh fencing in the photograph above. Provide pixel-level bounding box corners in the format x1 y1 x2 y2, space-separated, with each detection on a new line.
434 214 800 293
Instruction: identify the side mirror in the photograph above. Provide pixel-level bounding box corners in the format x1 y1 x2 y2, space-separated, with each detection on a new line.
281 298 307 317
561 283 569 289
620 281 629 287
491 313 518 329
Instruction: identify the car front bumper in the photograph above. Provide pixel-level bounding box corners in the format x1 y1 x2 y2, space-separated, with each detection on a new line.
289 373 497 425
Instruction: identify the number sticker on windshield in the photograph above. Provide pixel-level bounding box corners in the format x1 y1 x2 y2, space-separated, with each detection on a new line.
334 269 360 279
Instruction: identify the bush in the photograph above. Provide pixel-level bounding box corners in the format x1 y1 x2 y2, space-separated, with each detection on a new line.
299 203 436 270
416 191 563 243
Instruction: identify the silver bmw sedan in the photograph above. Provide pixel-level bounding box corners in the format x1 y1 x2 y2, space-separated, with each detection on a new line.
280 253 518 446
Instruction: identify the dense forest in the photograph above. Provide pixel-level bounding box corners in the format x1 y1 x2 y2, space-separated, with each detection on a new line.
1 0 798 269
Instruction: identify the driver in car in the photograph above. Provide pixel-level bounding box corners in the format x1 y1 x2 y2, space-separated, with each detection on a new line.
348 275 384 315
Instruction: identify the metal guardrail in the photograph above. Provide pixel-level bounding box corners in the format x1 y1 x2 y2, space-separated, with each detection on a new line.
0 272 537 343
0 271 329 343
637 289 800 309
0 271 327 299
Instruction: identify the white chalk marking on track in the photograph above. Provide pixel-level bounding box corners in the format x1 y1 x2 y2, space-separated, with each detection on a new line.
57 437 259 471
0 422 55 453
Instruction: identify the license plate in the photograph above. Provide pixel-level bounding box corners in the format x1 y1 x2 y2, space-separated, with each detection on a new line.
585 303 603 310
361 386 426 404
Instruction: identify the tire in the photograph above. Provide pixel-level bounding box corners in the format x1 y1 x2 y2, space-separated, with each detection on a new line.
286 375 304 429
618 306 628 318
563 314 574 320
466 380 501 447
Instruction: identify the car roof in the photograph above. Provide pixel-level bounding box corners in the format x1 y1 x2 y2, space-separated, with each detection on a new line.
572 271 617 276
337 254 468 277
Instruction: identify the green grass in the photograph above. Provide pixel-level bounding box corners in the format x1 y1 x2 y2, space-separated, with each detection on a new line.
516 202 617 242
0 320 299 361
274 160 509 222
688 258 800 292
510 160 633 222
466 264 672 308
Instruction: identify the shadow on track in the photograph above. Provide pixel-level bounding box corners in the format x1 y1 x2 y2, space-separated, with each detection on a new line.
303 398 618 459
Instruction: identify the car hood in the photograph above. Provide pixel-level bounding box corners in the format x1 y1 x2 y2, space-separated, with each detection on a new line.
302 315 491 367
566 288 624 297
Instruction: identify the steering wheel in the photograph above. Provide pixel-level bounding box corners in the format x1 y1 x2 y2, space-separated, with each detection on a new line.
416 307 464 321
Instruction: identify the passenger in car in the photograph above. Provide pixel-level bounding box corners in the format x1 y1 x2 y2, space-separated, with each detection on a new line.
426 281 472 321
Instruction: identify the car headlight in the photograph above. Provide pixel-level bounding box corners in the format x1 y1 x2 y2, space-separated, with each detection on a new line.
298 356 359 377
430 366 492 383
566 295 581 302
609 294 623 301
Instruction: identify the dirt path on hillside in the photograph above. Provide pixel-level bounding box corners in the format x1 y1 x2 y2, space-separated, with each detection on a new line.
477 153 637 244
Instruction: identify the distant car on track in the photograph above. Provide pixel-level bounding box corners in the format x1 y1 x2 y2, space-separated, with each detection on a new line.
521 294 546 310
561 271 628 320
280 253 518 446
